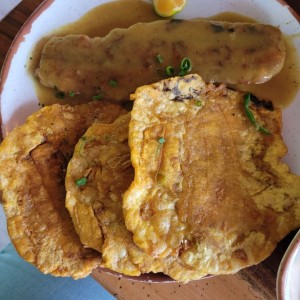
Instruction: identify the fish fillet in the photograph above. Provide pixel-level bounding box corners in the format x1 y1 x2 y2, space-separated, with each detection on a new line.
36 19 285 102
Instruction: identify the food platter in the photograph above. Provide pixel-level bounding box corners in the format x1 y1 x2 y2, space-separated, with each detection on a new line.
0 0 300 288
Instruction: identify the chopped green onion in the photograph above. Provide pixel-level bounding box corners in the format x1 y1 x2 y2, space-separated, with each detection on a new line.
180 58 192 72
195 100 202 107
156 57 193 77
158 137 166 144
156 54 164 64
156 137 166 156
166 66 175 76
76 177 87 186
69 91 75 97
109 80 118 87
93 94 103 101
178 57 192 76
244 93 270 135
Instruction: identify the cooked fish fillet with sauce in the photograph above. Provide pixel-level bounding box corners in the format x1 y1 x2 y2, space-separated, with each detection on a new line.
36 19 285 102
123 74 300 278
0 102 125 279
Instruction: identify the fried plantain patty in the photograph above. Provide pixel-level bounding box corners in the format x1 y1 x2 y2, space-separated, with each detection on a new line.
123 74 300 280
65 113 165 276
0 102 125 279
65 112 213 282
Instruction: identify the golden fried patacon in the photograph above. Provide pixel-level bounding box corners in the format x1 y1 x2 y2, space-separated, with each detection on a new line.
0 102 125 278
65 113 165 276
123 74 300 279
65 112 219 282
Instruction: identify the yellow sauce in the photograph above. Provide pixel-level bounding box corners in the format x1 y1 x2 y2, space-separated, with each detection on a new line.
234 35 300 107
209 12 257 23
28 0 300 108
211 12 300 108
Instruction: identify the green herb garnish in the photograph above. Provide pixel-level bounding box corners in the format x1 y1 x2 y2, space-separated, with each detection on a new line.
156 54 164 64
76 177 87 186
109 80 118 87
69 91 75 97
158 137 166 144
244 93 270 135
93 94 103 101
166 66 175 76
178 57 192 76
156 137 166 156
195 100 202 107
165 58 192 77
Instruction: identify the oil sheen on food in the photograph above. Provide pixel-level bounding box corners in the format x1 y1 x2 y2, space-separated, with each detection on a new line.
28 0 300 108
